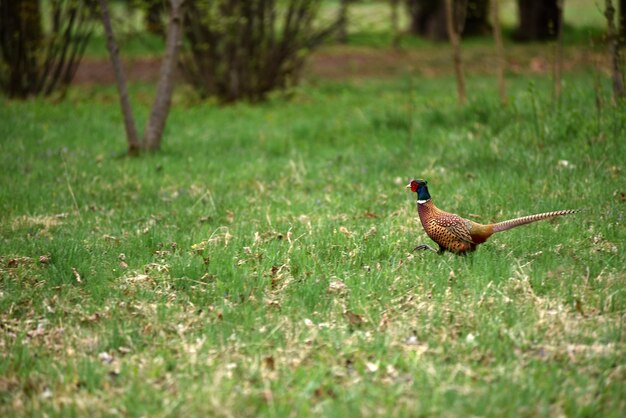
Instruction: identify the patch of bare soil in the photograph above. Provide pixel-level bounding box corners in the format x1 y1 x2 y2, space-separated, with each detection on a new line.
74 45 608 85
74 57 166 84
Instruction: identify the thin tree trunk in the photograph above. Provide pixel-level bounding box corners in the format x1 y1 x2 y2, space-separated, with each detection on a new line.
515 0 559 41
619 0 626 40
98 0 140 155
445 0 466 105
143 0 184 150
605 0 625 100
553 0 564 105
390 0 400 48
337 0 349 44
491 0 507 105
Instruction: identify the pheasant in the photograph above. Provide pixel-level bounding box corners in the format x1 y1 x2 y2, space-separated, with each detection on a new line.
407 179 577 254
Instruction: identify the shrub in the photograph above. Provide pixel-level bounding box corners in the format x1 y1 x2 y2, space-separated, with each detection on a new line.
180 0 337 103
0 0 94 98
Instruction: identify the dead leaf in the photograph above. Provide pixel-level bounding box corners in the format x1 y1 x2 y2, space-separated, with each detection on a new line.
365 362 379 373
313 386 335 399
40 387 53 400
328 278 347 294
226 210 235 224
118 346 131 354
124 274 151 284
7 257 32 268
378 311 389 331
83 313 101 322
27 322 46 338
71 267 82 283
191 241 208 253
144 263 169 274
557 159 576 169
0 377 19 392
404 335 419 346
12 213 66 231
364 225 377 240
575 298 586 317
339 226 353 238
386 364 398 379
98 352 113 364
344 311 365 327
263 356 275 370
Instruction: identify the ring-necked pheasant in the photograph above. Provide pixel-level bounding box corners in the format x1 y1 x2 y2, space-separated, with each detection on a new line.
407 179 577 254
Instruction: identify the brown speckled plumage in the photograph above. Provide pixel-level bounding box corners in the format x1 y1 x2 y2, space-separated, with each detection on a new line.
408 179 577 254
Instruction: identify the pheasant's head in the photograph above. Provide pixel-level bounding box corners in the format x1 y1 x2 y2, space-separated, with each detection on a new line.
406 179 431 202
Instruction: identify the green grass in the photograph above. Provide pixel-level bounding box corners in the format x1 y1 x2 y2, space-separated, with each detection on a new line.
1 72 625 416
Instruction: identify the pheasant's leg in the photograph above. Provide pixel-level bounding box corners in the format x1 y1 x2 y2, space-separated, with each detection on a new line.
413 244 439 253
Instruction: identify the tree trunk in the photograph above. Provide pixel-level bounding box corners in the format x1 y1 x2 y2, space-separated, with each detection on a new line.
515 0 559 41
464 0 491 36
337 0 349 44
0 0 42 98
406 0 448 40
553 0 564 104
605 0 625 100
98 0 140 155
406 0 489 41
391 0 401 48
143 0 184 150
445 0 466 104
145 0 165 36
619 0 626 44
491 0 507 104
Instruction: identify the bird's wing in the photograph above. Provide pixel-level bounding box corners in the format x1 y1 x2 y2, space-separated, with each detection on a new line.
432 215 475 244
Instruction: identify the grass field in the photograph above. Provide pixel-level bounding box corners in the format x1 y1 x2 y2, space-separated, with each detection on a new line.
1 1 626 415
1 73 625 416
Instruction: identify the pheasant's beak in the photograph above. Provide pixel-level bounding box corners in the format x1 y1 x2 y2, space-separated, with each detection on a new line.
405 183 412 190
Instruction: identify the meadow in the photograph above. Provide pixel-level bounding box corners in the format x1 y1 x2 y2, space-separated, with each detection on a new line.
1 3 625 416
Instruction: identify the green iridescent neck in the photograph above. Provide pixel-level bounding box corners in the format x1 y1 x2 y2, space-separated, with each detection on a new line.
417 185 431 202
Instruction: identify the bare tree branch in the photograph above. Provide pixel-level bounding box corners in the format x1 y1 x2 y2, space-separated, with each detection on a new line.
390 0 401 48
553 0 564 106
445 0 466 105
605 0 625 101
98 0 140 154
492 0 507 105
143 0 184 151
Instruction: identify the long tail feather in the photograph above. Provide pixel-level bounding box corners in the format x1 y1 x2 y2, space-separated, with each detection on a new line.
492 209 577 233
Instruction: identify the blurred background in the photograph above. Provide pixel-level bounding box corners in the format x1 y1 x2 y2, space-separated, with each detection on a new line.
0 0 620 102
